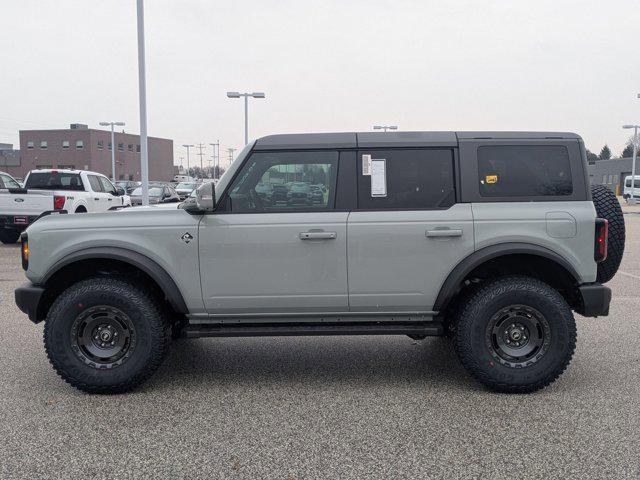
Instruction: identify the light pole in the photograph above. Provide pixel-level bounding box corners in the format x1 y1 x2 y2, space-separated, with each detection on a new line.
209 141 220 179
623 124 640 205
373 125 398 132
182 144 194 178
226 91 265 145
99 121 125 181
136 0 150 206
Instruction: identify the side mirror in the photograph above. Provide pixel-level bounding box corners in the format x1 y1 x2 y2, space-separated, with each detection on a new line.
115 186 125 196
189 182 215 213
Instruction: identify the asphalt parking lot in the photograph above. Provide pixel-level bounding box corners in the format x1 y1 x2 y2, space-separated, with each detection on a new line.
1 217 640 479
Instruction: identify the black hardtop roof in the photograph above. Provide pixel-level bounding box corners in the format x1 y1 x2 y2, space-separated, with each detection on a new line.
254 131 581 150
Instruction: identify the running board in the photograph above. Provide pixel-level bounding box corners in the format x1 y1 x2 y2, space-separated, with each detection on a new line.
181 321 443 338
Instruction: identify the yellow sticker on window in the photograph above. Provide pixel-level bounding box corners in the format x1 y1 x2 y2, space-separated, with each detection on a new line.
486 175 498 184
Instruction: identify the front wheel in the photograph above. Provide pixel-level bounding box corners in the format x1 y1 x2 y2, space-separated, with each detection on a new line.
44 277 170 393
454 276 576 393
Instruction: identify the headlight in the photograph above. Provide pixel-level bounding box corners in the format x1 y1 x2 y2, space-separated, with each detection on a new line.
20 232 29 270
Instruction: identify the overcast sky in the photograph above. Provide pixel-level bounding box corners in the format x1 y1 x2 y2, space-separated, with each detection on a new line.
1 0 639 168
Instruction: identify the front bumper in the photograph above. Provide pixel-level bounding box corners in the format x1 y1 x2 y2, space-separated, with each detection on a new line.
15 283 45 323
576 283 611 317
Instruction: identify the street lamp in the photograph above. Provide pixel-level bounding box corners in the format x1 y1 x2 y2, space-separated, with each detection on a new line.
99 121 125 181
373 125 398 132
227 91 265 145
182 144 194 177
136 0 150 206
623 124 640 205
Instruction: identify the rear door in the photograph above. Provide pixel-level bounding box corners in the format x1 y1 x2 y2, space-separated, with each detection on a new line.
347 149 474 312
199 150 349 314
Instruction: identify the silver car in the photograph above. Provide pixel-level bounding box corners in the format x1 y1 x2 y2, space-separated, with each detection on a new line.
14 131 623 394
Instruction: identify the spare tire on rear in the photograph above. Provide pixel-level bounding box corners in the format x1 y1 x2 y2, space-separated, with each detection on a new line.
591 184 625 283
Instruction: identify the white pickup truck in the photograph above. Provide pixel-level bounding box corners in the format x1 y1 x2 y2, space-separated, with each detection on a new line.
0 169 130 244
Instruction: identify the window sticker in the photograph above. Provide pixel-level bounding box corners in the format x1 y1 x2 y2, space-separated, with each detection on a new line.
362 154 372 176
370 159 387 197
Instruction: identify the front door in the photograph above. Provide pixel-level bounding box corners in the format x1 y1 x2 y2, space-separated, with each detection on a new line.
199 150 348 315
347 149 475 312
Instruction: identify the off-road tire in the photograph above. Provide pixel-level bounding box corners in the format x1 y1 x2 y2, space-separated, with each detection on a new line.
454 276 576 393
0 229 20 244
591 184 625 283
44 277 170 394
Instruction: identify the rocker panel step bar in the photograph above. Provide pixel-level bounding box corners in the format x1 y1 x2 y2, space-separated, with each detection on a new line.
181 321 443 338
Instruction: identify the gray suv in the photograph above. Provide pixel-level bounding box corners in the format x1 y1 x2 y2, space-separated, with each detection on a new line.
14 131 625 394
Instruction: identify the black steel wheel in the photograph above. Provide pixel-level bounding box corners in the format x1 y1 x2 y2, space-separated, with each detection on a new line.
44 277 170 394
486 305 551 368
455 276 576 393
70 305 136 368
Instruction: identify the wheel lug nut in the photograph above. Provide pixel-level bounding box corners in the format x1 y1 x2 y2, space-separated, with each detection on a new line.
94 335 99 340
98 327 102 331
110 341 115 346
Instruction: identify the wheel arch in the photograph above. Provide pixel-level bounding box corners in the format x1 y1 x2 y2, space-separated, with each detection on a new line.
41 247 188 315
434 242 581 313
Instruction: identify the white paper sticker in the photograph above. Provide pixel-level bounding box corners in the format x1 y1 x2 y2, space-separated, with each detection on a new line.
362 154 372 176
370 159 387 197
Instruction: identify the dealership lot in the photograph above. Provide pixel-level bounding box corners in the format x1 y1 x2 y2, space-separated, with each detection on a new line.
1 217 639 479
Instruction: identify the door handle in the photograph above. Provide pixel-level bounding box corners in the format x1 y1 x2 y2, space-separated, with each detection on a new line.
299 231 337 240
426 229 463 238
108 198 112 201
94 198 99 201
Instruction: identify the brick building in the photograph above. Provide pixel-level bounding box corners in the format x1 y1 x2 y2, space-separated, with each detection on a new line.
17 124 175 181
0 143 21 178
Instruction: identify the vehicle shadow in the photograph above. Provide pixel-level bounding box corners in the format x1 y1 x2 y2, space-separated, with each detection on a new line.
147 335 478 392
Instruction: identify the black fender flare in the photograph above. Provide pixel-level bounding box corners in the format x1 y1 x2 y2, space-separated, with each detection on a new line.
433 242 581 313
41 247 188 314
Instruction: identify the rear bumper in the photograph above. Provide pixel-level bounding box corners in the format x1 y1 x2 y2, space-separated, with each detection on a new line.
576 283 611 317
15 283 45 323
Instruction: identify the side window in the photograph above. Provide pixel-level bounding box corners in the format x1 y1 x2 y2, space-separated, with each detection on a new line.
98 176 116 195
226 151 338 213
478 145 572 197
88 175 103 192
357 149 455 210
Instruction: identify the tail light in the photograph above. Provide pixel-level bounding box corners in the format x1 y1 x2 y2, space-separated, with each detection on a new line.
20 232 29 270
53 195 65 210
594 218 608 262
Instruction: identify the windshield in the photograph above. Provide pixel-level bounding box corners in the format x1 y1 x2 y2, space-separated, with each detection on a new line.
176 182 197 189
25 172 84 191
131 186 163 196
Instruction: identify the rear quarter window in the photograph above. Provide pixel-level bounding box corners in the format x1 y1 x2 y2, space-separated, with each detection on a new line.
478 145 572 197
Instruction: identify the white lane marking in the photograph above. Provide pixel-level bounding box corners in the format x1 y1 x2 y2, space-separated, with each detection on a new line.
618 270 640 280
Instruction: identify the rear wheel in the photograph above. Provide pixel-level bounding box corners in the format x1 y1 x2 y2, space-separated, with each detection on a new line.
454 276 576 393
591 184 625 283
44 277 170 393
0 229 20 244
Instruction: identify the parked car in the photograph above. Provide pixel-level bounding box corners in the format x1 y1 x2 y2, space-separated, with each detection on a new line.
309 184 324 203
15 131 624 394
0 169 130 244
174 182 198 200
287 182 311 205
129 185 180 205
271 184 288 203
622 175 640 202
115 180 141 195
173 174 194 183
254 182 274 204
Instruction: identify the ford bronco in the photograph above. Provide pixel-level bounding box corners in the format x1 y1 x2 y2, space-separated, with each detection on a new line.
14 131 625 393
